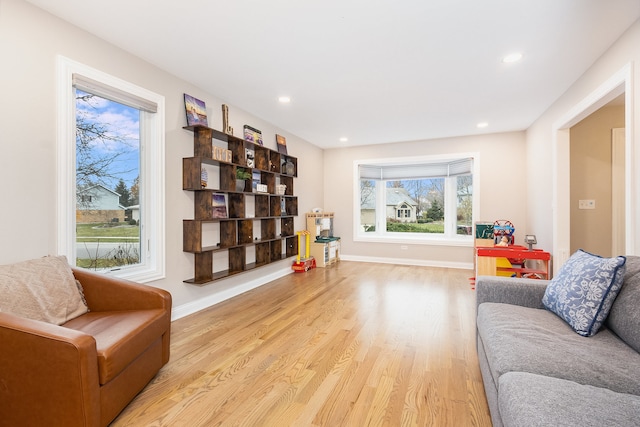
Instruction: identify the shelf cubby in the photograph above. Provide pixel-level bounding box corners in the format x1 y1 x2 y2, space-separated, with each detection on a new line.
254 145 270 171
262 218 276 240
285 197 298 217
220 221 237 248
228 193 245 218
280 175 294 195
255 194 270 217
281 217 294 238
269 151 281 173
228 247 246 274
270 240 282 262
286 236 298 258
237 220 253 244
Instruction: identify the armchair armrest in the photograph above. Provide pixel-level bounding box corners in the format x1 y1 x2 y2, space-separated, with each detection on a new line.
476 275 549 311
72 268 171 313
0 312 101 426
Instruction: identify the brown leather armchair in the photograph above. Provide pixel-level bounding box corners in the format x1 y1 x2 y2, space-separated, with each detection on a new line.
0 268 172 427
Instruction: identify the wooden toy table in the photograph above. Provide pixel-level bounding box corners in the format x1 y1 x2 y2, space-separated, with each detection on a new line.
476 245 551 279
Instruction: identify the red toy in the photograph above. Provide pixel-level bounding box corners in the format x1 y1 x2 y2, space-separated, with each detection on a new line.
292 230 316 272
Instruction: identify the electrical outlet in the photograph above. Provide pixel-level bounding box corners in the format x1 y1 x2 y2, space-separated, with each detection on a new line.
578 199 596 209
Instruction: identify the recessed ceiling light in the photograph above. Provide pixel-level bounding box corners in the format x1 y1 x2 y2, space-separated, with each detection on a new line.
278 96 291 103
339 137 348 142
502 53 523 63
477 122 489 128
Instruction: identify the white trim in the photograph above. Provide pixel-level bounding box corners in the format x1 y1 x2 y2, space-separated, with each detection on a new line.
444 175 457 236
612 128 626 256
552 63 634 272
171 267 293 321
57 59 77 259
354 234 473 247
73 74 157 112
354 152 477 168
56 56 166 283
340 255 473 270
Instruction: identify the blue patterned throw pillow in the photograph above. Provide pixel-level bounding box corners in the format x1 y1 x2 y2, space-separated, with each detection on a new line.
542 250 626 337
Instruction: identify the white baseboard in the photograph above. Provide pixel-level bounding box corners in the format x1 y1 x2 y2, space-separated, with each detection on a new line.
339 254 473 270
171 267 293 321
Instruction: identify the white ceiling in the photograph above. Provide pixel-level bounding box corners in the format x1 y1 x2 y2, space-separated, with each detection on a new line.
26 0 640 148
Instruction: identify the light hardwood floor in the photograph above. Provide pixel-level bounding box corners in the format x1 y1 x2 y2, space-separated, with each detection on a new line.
112 261 491 426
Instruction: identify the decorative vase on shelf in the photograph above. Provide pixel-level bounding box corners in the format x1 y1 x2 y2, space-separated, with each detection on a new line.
236 168 251 192
283 160 295 175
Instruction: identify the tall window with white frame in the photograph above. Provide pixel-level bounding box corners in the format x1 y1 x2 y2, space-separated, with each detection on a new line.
356 157 475 241
74 89 142 270
58 57 165 282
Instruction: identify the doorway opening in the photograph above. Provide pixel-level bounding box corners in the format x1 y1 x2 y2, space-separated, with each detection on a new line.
552 64 633 274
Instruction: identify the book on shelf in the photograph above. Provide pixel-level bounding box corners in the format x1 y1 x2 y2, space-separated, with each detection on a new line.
243 125 263 146
276 134 287 155
211 193 228 219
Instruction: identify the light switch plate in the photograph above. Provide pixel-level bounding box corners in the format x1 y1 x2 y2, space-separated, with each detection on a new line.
578 199 596 209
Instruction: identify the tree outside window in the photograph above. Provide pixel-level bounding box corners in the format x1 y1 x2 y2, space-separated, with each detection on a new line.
75 90 141 270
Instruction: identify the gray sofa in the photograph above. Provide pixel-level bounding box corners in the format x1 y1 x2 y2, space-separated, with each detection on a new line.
476 256 640 427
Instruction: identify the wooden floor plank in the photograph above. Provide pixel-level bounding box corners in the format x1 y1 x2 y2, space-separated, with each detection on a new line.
112 261 491 426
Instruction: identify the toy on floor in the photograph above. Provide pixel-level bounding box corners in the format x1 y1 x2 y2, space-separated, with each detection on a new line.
292 230 316 272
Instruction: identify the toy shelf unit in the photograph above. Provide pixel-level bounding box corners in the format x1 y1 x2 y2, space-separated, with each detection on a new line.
309 237 340 268
306 212 339 267
476 245 551 280
306 212 334 239
183 125 298 285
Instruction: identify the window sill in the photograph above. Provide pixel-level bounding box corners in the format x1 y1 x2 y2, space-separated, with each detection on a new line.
99 265 165 284
354 233 473 247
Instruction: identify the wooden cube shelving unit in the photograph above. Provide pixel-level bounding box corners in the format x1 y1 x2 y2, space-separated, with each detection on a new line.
182 125 298 285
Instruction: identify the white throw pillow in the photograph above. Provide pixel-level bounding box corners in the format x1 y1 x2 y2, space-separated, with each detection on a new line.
0 256 89 325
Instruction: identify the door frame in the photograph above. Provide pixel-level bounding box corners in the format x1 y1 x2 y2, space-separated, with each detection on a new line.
612 127 625 256
552 63 634 273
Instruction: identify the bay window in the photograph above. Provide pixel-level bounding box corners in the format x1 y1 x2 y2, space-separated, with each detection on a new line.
355 155 477 244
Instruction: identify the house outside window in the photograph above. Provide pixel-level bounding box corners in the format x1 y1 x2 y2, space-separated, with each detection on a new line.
57 56 165 282
355 155 477 245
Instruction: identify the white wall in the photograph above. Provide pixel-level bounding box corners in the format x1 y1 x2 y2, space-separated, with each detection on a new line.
526 18 640 269
0 0 324 317
323 131 528 267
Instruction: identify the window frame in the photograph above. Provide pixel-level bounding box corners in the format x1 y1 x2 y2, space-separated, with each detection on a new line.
56 56 166 282
353 154 479 247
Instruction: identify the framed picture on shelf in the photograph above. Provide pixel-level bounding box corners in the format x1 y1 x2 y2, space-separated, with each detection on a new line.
245 147 255 168
201 167 208 188
243 125 263 146
211 193 228 219
276 134 288 155
252 171 261 192
184 94 208 127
